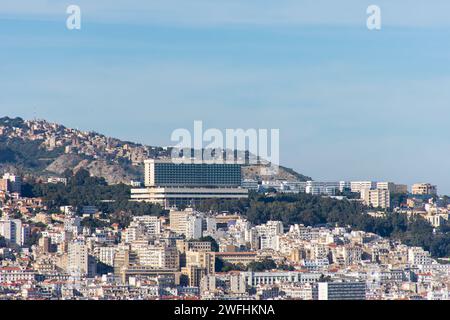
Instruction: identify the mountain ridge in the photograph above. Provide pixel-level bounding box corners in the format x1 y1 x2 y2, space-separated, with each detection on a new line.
0 116 311 184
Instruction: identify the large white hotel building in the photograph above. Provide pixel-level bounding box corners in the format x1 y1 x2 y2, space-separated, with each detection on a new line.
130 159 248 208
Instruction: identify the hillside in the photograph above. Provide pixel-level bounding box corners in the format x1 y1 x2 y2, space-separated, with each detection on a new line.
0 116 311 184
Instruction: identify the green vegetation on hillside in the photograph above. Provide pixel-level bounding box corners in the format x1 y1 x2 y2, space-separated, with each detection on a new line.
198 193 450 258
0 117 26 128
26 169 165 228
0 137 64 170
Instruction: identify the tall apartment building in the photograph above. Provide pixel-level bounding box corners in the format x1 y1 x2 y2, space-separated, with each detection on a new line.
0 218 27 246
255 220 284 250
412 183 437 195
113 244 135 277
64 212 81 235
94 246 116 267
67 240 96 277
123 221 146 243
408 247 432 266
182 265 206 288
4 173 22 193
0 173 22 194
350 181 377 193
182 251 215 287
132 242 179 269
169 208 203 240
361 188 390 209
376 182 408 194
130 159 248 207
185 251 215 275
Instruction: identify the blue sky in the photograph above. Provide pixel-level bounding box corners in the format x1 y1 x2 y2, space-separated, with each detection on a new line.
1 1 450 193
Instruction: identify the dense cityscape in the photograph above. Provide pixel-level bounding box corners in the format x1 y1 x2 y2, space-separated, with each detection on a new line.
0 117 449 300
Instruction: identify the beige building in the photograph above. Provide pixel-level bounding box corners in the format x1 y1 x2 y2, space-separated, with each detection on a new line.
113 244 137 277
361 188 390 209
67 240 96 277
130 239 178 269
186 251 215 274
0 179 8 192
182 265 206 287
177 239 212 253
169 208 203 239
350 181 377 193
169 209 190 235
412 183 437 195
376 182 408 194
214 252 258 266
35 213 52 225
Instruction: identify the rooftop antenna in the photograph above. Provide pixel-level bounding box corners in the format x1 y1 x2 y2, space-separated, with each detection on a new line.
33 106 38 121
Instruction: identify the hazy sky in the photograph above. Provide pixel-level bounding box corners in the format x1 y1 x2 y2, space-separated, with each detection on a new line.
1 1 450 193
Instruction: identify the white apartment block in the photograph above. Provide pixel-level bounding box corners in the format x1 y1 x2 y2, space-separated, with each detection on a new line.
408 247 432 266
350 181 377 193
132 241 179 269
169 209 203 240
282 181 307 193
241 179 259 191
241 271 321 287
305 181 339 196
0 218 26 246
64 213 81 235
94 246 117 267
0 268 35 283
289 224 313 241
123 221 146 243
132 216 161 236
255 221 283 250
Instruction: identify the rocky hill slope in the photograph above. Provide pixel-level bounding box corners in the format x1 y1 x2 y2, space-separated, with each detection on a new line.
0 116 311 184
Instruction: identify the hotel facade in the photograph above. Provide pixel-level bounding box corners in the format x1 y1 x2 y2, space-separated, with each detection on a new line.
131 159 248 207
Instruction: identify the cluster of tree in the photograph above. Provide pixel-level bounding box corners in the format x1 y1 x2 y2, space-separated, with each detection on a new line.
216 260 246 272
26 169 166 228
0 137 64 170
390 193 410 208
199 193 450 258
0 116 27 128
247 258 277 271
81 217 110 230
27 169 129 207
